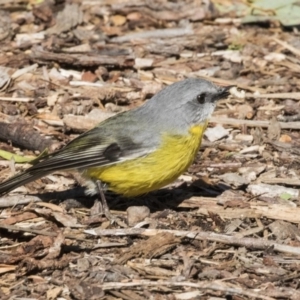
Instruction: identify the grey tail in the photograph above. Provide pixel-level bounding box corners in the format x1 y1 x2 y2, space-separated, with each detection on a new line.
0 168 50 195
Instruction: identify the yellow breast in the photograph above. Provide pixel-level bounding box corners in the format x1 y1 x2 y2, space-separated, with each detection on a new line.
85 123 207 197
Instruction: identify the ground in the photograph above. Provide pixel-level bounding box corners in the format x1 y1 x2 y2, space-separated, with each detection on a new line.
0 1 300 299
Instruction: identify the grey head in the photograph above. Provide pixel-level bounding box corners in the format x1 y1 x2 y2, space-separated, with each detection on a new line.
137 78 232 135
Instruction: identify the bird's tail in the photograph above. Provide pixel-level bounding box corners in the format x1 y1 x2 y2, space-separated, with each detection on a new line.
0 167 50 195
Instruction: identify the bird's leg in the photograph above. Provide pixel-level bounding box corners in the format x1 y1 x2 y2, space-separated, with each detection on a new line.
95 180 113 221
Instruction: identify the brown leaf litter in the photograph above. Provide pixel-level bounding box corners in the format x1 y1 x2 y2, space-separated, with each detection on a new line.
1 0 300 299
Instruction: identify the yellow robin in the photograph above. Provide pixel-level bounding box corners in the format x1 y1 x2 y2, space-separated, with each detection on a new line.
0 78 232 217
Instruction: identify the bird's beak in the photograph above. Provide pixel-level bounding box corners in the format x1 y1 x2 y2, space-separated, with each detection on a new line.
218 85 235 99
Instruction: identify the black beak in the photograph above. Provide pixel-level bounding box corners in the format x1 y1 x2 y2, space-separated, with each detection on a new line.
218 85 235 99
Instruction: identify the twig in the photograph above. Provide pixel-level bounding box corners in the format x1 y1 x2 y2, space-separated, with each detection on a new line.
85 228 300 256
245 92 300 100
209 117 300 130
99 280 275 300
30 46 134 67
260 178 300 186
0 97 32 102
181 197 300 223
201 162 242 168
0 223 89 241
0 122 58 152
111 26 194 43
0 195 42 208
272 37 300 58
0 223 57 237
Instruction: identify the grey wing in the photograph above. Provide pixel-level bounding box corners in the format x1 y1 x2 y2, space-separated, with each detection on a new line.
30 131 151 172
0 126 153 195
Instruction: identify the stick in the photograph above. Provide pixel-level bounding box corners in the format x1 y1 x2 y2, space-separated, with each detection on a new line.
209 117 300 130
85 228 300 256
100 280 275 300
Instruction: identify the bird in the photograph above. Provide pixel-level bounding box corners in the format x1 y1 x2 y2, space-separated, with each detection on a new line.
0 78 232 218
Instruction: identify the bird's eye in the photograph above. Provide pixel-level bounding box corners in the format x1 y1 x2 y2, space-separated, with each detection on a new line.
197 93 206 104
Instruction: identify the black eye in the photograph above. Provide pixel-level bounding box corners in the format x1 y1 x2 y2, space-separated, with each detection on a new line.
197 93 206 104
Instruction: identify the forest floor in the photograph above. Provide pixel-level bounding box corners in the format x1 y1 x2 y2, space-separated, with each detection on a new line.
1 1 300 299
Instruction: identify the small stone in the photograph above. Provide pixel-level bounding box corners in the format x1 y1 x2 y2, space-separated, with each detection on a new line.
77 257 90 272
219 172 249 187
127 206 150 226
81 71 97 82
264 52 286 62
279 134 292 143
135 58 154 69
111 15 127 26
239 164 266 176
247 183 299 199
235 134 253 142
204 124 229 142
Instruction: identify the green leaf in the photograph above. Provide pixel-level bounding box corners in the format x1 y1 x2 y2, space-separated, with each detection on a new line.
276 3 300 26
0 149 36 163
280 192 292 201
242 0 300 27
250 0 294 10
